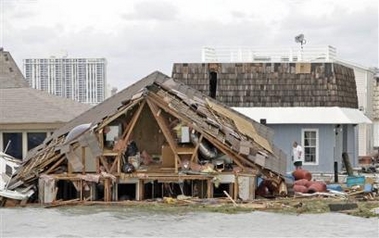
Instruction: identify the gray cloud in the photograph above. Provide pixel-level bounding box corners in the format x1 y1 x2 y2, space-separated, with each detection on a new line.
121 1 178 21
4 0 378 92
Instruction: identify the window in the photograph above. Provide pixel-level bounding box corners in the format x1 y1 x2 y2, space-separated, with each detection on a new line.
302 129 318 165
2 133 23 159
27 132 47 151
1 131 49 160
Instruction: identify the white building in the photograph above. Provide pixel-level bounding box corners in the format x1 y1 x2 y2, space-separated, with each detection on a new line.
373 71 379 151
23 57 107 104
202 45 377 156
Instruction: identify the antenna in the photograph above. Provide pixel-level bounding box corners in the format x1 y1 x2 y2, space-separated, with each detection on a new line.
295 34 306 50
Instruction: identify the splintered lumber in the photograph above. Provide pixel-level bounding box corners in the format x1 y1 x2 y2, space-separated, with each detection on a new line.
123 101 146 147
45 198 80 208
44 156 65 174
97 97 144 131
223 190 238 206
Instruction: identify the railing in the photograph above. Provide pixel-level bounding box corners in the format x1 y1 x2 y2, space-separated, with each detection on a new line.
201 46 337 63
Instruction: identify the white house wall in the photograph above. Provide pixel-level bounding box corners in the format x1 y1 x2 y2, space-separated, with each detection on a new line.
374 122 379 148
373 76 379 148
358 123 374 155
351 67 375 155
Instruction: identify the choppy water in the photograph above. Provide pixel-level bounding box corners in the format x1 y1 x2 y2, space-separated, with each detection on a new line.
0 206 378 237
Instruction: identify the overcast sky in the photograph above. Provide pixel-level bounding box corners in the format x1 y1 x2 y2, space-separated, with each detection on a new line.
1 0 378 89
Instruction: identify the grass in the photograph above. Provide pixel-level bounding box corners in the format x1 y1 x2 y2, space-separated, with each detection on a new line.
89 196 379 218
40 195 379 218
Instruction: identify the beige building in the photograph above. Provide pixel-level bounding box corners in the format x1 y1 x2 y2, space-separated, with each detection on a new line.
0 49 92 160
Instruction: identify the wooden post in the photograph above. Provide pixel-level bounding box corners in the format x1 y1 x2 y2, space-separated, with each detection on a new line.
234 175 239 201
138 180 144 201
80 180 83 201
223 190 238 206
342 152 353 176
104 179 111 202
228 183 234 200
81 147 86 174
207 179 213 198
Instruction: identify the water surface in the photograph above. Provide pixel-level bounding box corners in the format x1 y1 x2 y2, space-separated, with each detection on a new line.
1 206 378 237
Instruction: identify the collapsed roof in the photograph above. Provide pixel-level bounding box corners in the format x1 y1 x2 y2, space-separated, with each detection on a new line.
10 71 287 194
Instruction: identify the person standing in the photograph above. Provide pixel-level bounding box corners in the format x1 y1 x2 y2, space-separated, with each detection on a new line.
292 141 303 170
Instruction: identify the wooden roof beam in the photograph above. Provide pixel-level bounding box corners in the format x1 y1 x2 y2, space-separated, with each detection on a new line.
146 98 181 173
146 92 248 170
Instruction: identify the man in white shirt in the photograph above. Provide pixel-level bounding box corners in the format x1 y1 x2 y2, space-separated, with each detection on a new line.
292 141 303 170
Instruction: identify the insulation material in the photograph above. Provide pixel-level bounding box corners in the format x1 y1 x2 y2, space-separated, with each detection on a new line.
78 132 102 157
66 147 84 171
76 174 101 183
248 153 266 167
239 141 251 155
238 175 256 201
38 175 57 204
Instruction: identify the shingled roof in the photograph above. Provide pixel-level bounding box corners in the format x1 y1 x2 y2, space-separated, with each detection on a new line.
0 87 92 125
172 62 359 108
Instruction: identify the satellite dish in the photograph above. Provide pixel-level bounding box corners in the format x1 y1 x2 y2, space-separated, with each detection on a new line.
295 34 304 43
295 34 306 49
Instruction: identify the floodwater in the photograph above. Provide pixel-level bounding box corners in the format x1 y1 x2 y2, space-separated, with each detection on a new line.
0 206 378 238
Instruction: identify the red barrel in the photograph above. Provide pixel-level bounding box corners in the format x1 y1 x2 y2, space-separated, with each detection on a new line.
292 169 312 181
307 181 327 193
293 184 308 193
294 179 309 186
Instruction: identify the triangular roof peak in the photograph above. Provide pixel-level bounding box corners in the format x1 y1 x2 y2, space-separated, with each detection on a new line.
0 50 29 89
50 71 171 140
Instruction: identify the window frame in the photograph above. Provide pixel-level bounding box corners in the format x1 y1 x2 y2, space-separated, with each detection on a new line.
301 128 319 165
0 131 51 160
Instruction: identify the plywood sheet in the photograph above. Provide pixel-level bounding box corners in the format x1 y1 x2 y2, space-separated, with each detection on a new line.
205 99 273 153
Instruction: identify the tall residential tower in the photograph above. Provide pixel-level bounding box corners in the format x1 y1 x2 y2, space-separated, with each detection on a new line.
23 57 107 104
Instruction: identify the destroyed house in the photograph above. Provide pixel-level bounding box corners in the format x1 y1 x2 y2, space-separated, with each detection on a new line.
6 71 287 205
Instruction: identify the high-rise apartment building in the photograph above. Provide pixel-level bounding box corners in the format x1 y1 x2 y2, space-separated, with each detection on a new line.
23 57 107 104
